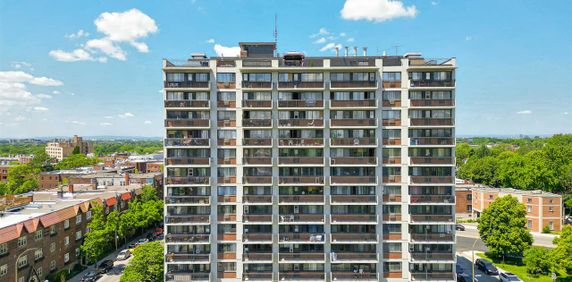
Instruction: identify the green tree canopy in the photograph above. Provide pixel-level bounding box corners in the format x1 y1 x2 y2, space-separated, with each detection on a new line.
54 154 98 170
478 195 533 261
120 241 164 282
552 225 572 275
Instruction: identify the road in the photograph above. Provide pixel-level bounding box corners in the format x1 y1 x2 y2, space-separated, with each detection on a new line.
457 224 556 248
457 254 500 282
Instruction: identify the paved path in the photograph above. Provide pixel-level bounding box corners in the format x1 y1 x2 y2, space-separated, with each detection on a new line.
457 224 556 248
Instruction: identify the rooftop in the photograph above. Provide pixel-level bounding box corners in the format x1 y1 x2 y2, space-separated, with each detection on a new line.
456 183 561 197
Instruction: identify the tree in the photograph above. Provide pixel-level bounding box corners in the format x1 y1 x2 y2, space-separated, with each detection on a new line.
55 154 98 170
72 146 80 155
478 195 533 261
120 241 164 282
81 202 110 263
551 225 572 275
523 247 552 275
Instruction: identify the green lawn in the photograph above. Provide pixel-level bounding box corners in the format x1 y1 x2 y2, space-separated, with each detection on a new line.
477 253 570 282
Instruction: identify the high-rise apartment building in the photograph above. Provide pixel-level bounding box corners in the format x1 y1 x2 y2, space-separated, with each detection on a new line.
163 42 456 281
45 135 93 161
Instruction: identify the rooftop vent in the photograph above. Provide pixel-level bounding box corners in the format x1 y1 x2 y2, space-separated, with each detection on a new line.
191 53 207 59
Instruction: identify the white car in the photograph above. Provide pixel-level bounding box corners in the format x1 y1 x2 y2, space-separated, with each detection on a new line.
116 249 131 260
500 272 523 282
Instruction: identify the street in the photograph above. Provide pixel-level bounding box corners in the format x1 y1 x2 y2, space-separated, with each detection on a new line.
457 254 500 282
456 224 556 248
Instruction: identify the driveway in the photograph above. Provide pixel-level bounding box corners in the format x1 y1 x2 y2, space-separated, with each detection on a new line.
457 254 500 282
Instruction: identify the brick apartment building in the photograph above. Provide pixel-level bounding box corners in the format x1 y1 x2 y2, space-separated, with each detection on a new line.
0 184 144 282
45 135 94 161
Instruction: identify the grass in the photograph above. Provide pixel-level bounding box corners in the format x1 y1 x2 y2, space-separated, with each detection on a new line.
477 252 570 282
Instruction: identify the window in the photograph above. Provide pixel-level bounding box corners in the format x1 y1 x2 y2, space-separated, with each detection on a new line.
34 249 43 260
76 214 82 224
166 73 185 82
35 230 43 240
17 255 28 268
549 207 554 213
64 253 70 263
217 73 235 83
76 248 80 258
0 243 7 255
49 261 56 271
50 225 56 235
0 264 6 277
488 195 494 200
528 220 533 229
75 231 82 240
50 242 56 253
466 205 472 212
17 236 27 247
64 236 70 246
64 219 70 229
527 206 532 213
549 221 554 230
383 72 401 81
36 266 42 277
527 198 532 203
467 194 472 200
86 210 92 220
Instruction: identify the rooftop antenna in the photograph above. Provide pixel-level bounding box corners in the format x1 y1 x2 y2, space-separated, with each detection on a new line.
391 45 402 56
274 14 278 44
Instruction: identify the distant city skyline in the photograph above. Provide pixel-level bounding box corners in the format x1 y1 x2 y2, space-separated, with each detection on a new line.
1 0 571 138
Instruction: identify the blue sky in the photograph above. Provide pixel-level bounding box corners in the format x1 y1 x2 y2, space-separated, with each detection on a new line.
0 0 571 138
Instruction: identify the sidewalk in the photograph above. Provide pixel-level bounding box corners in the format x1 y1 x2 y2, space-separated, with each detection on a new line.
460 223 557 247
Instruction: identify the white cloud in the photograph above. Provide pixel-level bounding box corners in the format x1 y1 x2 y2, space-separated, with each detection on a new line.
313 37 327 44
319 28 330 35
214 44 241 57
37 94 52 99
144 120 152 124
0 71 62 113
341 0 417 22
516 110 532 115
100 122 112 126
14 116 28 122
431 1 438 6
49 9 158 63
118 112 135 118
563 112 569 115
104 116 113 119
465 36 473 41
339 32 347 37
71 121 86 125
0 71 63 86
320 43 342 52
11 61 33 70
52 90 61 94
33 106 49 112
347 37 355 43
207 38 215 44
66 29 89 39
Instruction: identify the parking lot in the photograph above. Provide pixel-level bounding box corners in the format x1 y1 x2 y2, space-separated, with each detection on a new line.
457 254 500 282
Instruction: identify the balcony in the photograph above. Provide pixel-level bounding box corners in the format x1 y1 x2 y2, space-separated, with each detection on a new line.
382 194 402 203
243 176 273 184
383 157 401 164
332 252 377 261
279 176 324 185
217 195 236 203
410 176 453 184
410 80 455 87
165 157 210 166
217 214 237 222
330 81 377 88
164 100 209 108
279 272 325 280
410 214 454 223
243 233 272 242
243 100 272 108
243 215 273 222
165 196 210 205
384 272 402 279
279 214 324 223
279 253 325 261
410 195 455 204
410 233 454 242
217 100 236 108
243 195 272 204
279 58 323 67
217 252 236 260
410 118 454 126
218 233 236 241
330 100 377 108
382 119 401 126
331 233 377 242
242 81 272 89
278 119 324 127
279 157 324 165
243 157 272 165
382 214 402 222
330 119 377 127
217 59 236 67
243 272 273 281
244 253 273 261
410 137 454 146
164 138 209 147
279 195 324 203
383 81 401 88
330 176 377 185
331 214 377 223
410 272 455 281
383 138 401 145
218 138 236 146
165 233 210 243
243 138 272 146
165 119 210 127
217 272 237 279
411 252 455 261
410 99 454 107
331 138 376 146
383 100 401 107
243 119 272 127
278 81 324 89
410 157 454 165
278 100 324 108
383 252 402 259
166 273 210 282
217 120 236 127
279 233 325 242
166 176 210 185
279 138 324 147
383 233 402 240
166 253 210 263
164 81 209 89
216 82 236 89
242 59 272 67
332 272 377 281
165 215 209 224
218 157 236 165
331 195 376 204
331 157 376 165
382 176 401 183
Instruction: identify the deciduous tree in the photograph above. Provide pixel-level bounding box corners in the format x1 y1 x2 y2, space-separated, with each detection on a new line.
120 241 164 282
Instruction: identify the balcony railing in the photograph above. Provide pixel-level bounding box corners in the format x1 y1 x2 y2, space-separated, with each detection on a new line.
382 214 402 222
165 233 210 243
410 272 455 281
243 176 273 184
165 215 210 224
164 100 209 108
411 252 455 261
279 176 324 184
217 59 236 67
242 272 273 281
243 215 272 222
217 138 236 146
217 195 236 203
331 138 376 146
330 195 376 204
242 81 272 89
218 233 236 241
383 157 401 164
382 194 402 202
278 119 324 127
242 59 272 67
279 138 324 146
243 157 272 165
164 81 210 88
331 214 377 223
331 176 377 184
217 120 236 127
279 214 324 223
410 99 454 107
279 195 324 203
279 253 325 261
218 158 236 165
410 176 453 184
383 252 402 259
217 100 236 108
410 156 454 165
330 81 377 88
243 253 273 261
216 82 236 89
279 233 325 242
410 118 454 126
330 100 377 108
331 233 377 242
165 138 210 147
166 253 210 263
410 80 455 87
278 81 324 89
383 138 401 145
243 138 272 146
243 233 272 242
165 273 210 282
243 100 272 108
410 214 454 223
279 157 324 165
332 252 377 261
279 272 325 280
382 176 401 183
243 195 272 203
278 100 324 108
165 196 210 205
165 119 210 127
410 233 454 242
410 195 455 204
165 157 210 165
383 119 401 126
383 81 401 88
165 176 210 185
331 119 377 127
331 157 376 165
332 272 378 280
410 137 454 145
243 119 272 127
383 233 402 240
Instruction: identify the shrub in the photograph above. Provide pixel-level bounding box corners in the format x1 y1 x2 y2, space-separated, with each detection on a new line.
523 246 552 275
542 225 551 234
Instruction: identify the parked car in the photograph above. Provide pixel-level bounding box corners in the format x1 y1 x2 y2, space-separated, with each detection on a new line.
475 258 499 275
128 242 138 249
153 227 163 236
81 271 102 282
116 249 131 260
97 259 114 273
456 224 466 231
137 238 149 245
500 272 523 282
455 264 469 282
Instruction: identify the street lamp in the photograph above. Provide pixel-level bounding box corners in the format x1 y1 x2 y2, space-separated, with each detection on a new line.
15 248 40 282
